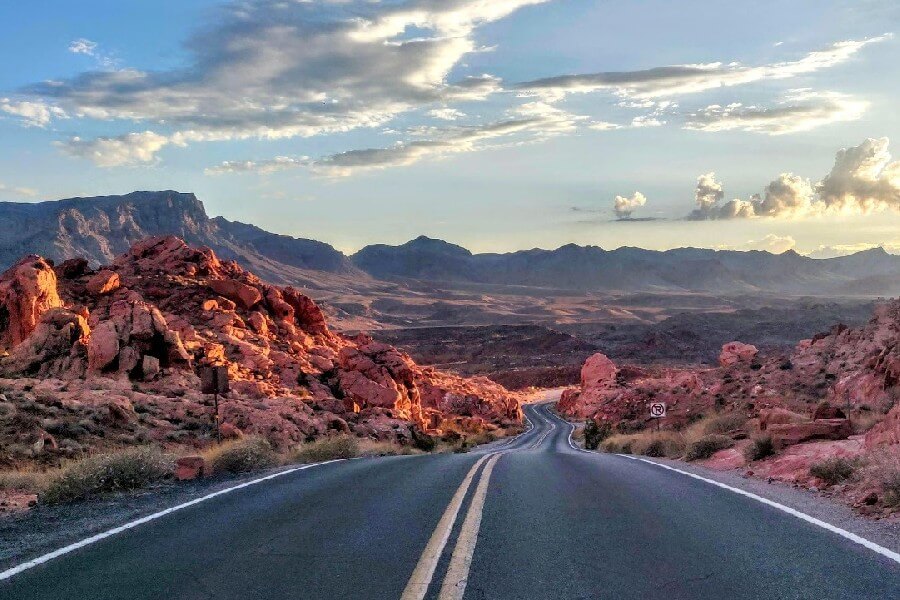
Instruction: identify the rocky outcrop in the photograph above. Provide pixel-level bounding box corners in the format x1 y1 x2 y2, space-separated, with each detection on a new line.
0 236 521 467
559 301 900 450
0 256 62 350
718 341 758 367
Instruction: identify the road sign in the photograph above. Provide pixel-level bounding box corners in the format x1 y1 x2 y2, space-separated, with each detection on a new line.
199 366 229 442
649 402 667 418
200 366 229 395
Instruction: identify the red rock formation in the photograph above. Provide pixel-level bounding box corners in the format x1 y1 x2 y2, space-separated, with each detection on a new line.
718 341 758 367
0 256 62 350
560 305 900 451
0 236 521 466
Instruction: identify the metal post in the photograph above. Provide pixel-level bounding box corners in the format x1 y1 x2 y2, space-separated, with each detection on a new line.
214 392 221 443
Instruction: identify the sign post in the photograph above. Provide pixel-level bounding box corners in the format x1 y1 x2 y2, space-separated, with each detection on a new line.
649 402 666 433
200 366 229 442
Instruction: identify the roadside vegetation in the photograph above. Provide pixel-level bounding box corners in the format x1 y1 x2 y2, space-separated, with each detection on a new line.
42 447 173 505
0 425 511 508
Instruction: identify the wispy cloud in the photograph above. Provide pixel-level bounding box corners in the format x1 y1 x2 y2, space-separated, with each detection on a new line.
684 90 867 135
515 35 889 99
0 182 39 198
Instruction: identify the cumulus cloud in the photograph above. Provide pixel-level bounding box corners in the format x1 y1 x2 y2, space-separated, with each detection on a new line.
516 36 888 99
685 138 900 220
807 241 900 259
719 234 797 254
0 98 67 127
0 182 39 198
25 0 547 147
688 172 725 219
209 100 586 176
816 137 900 214
613 192 647 218
56 131 170 167
684 91 867 135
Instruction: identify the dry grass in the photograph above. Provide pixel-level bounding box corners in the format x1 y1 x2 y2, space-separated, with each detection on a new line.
702 413 748 435
850 411 881 435
684 434 734 461
863 449 900 507
204 437 278 474
809 457 859 486
42 447 173 504
357 439 421 457
744 435 775 462
290 435 360 464
0 470 49 495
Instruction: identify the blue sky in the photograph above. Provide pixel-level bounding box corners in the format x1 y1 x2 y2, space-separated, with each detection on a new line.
1 0 899 256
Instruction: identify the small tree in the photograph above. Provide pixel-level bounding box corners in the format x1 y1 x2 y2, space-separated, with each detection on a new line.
584 420 612 450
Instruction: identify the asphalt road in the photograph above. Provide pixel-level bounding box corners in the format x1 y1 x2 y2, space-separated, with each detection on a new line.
2 403 899 599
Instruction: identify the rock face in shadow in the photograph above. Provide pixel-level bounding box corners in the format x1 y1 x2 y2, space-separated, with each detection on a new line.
0 236 521 468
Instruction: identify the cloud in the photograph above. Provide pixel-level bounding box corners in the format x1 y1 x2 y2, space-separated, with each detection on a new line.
718 234 797 254
613 192 647 218
0 98 67 127
0 182 39 198
68 38 98 55
24 0 547 148
56 131 170 167
684 91 867 135
684 138 900 220
429 108 467 121
208 100 586 176
816 137 900 214
687 172 725 219
515 35 888 99
807 241 900 259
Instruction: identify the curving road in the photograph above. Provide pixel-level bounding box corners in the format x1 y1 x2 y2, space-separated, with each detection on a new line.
2 402 899 599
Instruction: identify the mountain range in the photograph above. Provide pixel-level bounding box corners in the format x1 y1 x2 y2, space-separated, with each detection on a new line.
2 190 899 298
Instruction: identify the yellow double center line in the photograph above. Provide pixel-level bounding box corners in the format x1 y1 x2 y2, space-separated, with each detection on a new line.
400 452 504 600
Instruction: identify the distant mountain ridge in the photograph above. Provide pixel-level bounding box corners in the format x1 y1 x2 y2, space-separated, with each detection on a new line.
0 191 361 286
351 236 900 296
1 192 899 297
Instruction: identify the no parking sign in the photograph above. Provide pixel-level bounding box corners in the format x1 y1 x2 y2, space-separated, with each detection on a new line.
649 402 666 418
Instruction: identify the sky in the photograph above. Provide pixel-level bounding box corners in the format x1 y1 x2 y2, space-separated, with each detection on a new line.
1 0 899 256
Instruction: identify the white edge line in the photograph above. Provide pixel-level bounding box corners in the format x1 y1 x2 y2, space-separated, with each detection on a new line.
619 455 900 566
0 459 345 582
552 403 900 566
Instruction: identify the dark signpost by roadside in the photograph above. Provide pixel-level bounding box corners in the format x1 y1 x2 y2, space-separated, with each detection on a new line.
200 366 229 442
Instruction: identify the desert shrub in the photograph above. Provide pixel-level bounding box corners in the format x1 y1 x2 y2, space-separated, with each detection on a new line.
43 447 172 504
600 434 635 454
207 437 277 474
744 435 775 462
809 457 858 486
632 432 686 458
0 470 48 494
410 428 437 452
357 439 418 457
703 413 747 435
584 420 612 450
882 467 900 507
290 435 359 464
684 435 733 461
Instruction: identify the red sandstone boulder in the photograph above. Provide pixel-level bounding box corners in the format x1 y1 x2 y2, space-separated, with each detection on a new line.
0 256 62 350
55 258 89 280
865 403 900 448
175 456 207 481
208 279 262 309
581 353 618 388
85 270 121 296
719 342 758 367
768 419 852 449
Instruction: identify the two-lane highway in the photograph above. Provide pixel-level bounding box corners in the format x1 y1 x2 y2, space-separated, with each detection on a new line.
2 403 899 599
